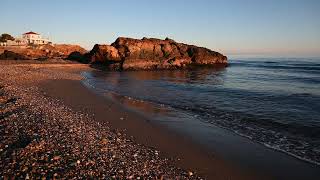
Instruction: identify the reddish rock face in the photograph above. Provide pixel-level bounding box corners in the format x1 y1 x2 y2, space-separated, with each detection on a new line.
82 37 227 70
86 44 121 63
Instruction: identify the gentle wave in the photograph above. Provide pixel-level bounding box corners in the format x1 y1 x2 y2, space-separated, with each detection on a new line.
81 58 320 166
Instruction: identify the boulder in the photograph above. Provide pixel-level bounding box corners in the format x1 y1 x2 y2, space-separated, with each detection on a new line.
72 37 227 70
86 44 121 63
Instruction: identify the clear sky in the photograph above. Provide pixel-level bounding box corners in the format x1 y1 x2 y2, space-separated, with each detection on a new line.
1 0 319 56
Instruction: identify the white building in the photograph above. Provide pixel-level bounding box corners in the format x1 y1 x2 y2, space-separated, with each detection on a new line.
22 31 51 45
0 31 51 47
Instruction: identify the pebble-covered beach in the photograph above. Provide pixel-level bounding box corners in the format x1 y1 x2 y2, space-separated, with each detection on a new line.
0 63 200 179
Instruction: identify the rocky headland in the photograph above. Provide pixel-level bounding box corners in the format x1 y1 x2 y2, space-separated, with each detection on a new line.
68 37 227 70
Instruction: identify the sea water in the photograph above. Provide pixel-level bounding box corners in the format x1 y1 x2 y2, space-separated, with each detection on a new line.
82 57 320 165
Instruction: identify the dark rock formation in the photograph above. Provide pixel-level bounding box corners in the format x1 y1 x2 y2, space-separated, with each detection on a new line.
67 51 87 63
0 50 30 60
68 37 227 70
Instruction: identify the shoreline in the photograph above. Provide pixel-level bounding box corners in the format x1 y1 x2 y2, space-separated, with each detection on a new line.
80 67 320 179
78 69 320 179
41 79 258 179
0 63 257 179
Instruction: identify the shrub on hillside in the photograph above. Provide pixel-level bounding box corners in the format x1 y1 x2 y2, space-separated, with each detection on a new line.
0 33 15 42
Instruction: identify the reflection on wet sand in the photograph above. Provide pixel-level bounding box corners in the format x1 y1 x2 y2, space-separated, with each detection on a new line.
85 67 227 119
104 91 173 118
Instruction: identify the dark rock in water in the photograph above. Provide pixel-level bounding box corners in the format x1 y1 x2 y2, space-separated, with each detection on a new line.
68 37 227 70
0 50 30 60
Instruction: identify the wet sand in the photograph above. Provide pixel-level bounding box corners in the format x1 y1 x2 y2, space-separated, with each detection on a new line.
0 62 259 179
42 79 259 180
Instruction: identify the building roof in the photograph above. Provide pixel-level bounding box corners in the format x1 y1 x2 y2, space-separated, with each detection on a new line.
23 31 39 35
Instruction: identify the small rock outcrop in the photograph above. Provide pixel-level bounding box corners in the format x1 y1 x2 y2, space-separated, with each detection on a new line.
0 50 30 60
69 37 227 70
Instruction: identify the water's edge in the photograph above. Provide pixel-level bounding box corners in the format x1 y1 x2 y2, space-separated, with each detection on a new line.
80 58 320 167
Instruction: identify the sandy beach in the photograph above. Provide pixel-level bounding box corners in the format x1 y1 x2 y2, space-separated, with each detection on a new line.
0 61 259 179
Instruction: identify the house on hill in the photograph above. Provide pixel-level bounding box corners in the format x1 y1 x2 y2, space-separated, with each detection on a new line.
22 31 51 45
0 31 51 47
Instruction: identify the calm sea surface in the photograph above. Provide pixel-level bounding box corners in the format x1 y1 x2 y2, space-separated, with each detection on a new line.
82 57 320 165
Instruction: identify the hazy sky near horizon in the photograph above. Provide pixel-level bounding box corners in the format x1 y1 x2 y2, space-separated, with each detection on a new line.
1 0 319 56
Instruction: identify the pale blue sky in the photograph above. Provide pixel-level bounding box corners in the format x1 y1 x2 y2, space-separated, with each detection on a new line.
1 0 319 56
